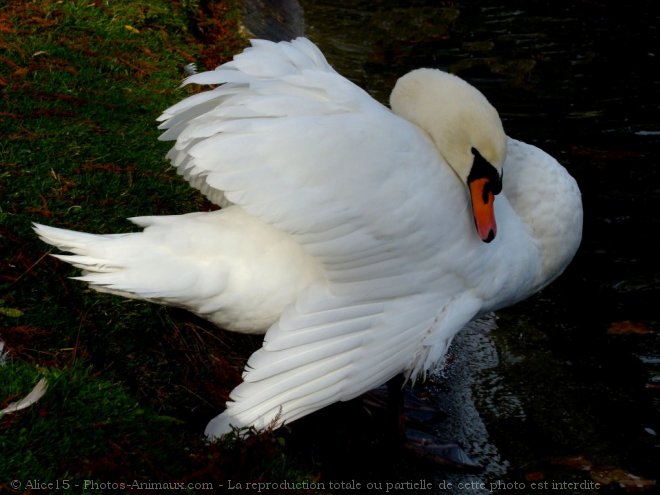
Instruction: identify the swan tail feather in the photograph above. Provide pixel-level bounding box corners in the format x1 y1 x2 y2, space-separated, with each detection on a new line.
33 208 322 334
33 222 197 301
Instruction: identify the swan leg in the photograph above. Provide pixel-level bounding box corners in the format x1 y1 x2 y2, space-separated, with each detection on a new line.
386 374 406 443
367 377 480 469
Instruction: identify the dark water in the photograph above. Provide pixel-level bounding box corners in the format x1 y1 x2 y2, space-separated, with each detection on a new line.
298 0 660 492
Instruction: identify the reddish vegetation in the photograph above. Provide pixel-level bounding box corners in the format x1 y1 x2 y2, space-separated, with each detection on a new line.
188 0 247 69
607 320 655 336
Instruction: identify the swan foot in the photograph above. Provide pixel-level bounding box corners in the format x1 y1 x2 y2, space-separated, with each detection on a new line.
362 376 480 470
403 428 480 470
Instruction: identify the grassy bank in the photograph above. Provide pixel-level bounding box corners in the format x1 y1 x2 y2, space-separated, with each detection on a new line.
1 0 313 490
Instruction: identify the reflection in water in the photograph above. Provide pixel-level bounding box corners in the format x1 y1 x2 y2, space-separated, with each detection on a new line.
299 0 659 491
430 316 509 489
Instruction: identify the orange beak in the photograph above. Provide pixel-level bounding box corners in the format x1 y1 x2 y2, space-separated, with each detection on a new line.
468 177 497 243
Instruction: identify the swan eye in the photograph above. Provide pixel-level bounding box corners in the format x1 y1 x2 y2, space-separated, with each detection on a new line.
468 147 502 195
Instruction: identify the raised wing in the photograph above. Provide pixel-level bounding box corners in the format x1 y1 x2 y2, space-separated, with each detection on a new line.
158 38 486 436
157 38 467 263
158 37 370 209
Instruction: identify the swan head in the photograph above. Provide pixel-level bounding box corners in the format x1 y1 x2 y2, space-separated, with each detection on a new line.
390 69 507 243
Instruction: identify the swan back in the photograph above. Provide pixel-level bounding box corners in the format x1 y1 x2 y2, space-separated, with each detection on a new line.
502 139 583 291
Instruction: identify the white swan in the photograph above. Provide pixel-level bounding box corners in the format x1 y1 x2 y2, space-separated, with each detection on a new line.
34 37 582 439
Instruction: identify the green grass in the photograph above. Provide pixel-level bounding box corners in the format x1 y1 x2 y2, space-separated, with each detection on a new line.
0 0 317 490
1 363 183 482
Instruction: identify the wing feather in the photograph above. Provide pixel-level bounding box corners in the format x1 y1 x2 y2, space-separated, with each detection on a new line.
158 38 486 437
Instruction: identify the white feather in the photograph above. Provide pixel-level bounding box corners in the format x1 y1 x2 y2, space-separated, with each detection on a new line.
0 340 6 366
0 378 48 417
